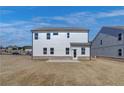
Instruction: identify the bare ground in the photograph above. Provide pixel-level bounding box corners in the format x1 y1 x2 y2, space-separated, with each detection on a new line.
0 55 124 86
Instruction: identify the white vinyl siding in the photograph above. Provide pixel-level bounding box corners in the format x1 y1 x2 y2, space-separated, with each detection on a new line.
33 32 89 57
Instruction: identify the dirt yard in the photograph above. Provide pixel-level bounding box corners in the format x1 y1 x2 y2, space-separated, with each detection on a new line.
0 55 124 86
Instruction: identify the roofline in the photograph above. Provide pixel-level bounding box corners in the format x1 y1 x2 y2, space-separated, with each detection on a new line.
102 26 124 31
92 26 124 43
91 27 105 43
70 42 91 46
31 27 89 32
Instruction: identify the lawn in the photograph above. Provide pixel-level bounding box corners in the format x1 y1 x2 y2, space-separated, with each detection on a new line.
0 55 124 86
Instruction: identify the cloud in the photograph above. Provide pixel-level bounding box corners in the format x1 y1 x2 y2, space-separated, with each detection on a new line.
0 9 13 15
0 20 35 46
47 9 124 25
96 9 124 18
1 8 124 46
35 12 96 27
0 18 55 46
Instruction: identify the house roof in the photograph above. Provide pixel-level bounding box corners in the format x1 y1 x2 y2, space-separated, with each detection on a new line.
104 26 124 31
31 27 89 32
70 42 91 47
23 46 32 49
92 26 124 43
7 45 18 49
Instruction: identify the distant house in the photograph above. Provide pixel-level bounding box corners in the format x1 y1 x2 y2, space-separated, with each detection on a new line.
6 46 23 54
23 46 32 55
91 26 124 59
6 45 17 53
0 46 6 55
32 27 90 60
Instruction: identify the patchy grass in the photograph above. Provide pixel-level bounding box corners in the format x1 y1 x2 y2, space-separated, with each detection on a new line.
0 55 124 86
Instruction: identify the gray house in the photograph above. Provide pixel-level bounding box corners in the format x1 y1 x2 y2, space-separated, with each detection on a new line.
91 26 124 59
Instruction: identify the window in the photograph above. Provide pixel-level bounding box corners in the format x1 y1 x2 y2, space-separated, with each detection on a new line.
53 32 58 35
118 33 122 41
118 49 122 56
47 33 50 39
50 48 54 54
67 33 70 38
66 48 69 55
12 48 17 50
100 40 103 45
34 33 38 40
81 48 85 55
43 48 47 54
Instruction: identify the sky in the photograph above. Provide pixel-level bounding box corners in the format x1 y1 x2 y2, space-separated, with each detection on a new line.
0 6 124 47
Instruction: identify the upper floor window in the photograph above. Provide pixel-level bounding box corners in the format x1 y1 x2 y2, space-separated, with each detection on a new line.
43 48 47 54
47 33 51 40
53 32 58 35
50 48 54 54
100 40 103 45
66 48 69 55
67 33 70 38
118 49 122 56
118 33 122 41
81 48 85 55
34 33 38 40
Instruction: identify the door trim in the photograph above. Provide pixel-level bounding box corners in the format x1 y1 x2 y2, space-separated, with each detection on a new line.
72 49 77 59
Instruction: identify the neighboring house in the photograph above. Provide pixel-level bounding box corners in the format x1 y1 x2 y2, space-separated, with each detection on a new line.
23 46 32 55
10 46 20 54
0 46 6 55
3 45 32 55
6 45 14 53
6 46 23 54
6 45 18 54
32 27 90 60
91 26 124 59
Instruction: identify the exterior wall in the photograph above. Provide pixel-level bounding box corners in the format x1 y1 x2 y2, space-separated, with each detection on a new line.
33 56 73 60
92 45 124 58
32 32 89 59
6 48 13 53
91 27 124 58
92 28 124 48
71 47 90 57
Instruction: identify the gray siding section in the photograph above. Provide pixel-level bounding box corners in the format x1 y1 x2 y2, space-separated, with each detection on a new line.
91 27 124 58
92 45 124 58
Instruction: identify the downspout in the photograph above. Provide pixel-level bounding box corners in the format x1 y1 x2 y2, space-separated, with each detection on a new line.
88 29 91 60
90 42 92 60
31 31 33 59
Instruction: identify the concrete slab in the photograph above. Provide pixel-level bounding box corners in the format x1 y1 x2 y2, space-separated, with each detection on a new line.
46 59 80 62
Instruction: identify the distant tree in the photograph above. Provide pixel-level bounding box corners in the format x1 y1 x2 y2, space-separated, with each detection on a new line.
12 48 16 50
18 47 23 50
0 45 3 49
23 47 25 51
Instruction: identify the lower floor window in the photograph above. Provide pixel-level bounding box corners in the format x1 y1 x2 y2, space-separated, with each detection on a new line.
118 49 122 56
50 48 54 54
81 48 85 55
43 48 47 54
66 48 69 55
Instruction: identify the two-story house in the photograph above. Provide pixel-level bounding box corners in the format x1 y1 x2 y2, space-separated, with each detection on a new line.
32 27 90 60
91 26 124 59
